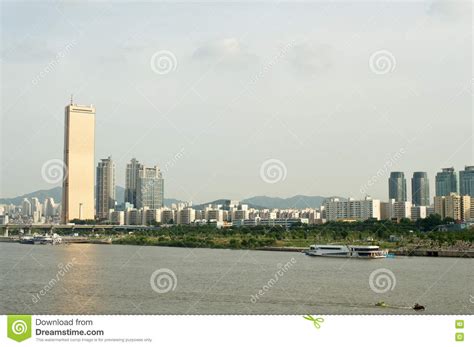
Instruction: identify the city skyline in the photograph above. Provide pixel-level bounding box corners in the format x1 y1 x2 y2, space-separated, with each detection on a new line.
1 1 472 203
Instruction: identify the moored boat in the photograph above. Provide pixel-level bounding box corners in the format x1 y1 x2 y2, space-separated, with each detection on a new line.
305 244 387 258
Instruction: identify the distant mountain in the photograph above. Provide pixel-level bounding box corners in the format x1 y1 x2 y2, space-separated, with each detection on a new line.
192 199 267 210
0 187 63 205
1 188 337 210
0 186 181 208
242 195 340 209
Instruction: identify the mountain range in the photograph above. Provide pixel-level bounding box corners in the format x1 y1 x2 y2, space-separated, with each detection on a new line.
0 187 337 209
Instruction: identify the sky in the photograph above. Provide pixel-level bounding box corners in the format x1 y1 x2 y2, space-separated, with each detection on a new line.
1 0 472 204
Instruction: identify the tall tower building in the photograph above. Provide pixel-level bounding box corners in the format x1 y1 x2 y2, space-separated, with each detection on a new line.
435 167 458 197
136 166 164 209
460 165 474 197
411 172 430 206
61 103 95 223
44 198 56 217
125 158 143 207
96 156 116 219
388 172 407 202
21 198 32 216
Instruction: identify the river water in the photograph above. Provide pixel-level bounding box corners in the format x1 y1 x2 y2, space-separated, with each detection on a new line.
0 243 472 314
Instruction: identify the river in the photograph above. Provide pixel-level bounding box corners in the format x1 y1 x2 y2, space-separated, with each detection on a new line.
0 243 472 314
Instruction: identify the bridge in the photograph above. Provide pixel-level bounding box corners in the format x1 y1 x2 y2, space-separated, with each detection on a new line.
0 224 159 237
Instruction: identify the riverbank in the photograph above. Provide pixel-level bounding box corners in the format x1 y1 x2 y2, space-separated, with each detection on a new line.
2 236 472 257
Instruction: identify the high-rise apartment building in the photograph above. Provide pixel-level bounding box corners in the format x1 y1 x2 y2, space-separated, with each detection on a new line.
434 193 471 221
124 158 143 207
96 156 116 219
21 198 31 216
136 166 164 209
43 198 56 217
380 199 412 220
460 165 474 197
61 103 95 222
435 167 458 197
388 172 407 202
411 172 430 206
324 197 380 221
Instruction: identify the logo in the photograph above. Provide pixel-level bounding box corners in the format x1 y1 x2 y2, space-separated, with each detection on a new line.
303 315 324 329
150 50 178 75
368 49 396 75
455 332 464 342
259 159 287 184
150 268 178 294
369 268 397 294
7 315 32 342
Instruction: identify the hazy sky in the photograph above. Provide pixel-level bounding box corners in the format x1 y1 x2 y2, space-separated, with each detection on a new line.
1 0 472 203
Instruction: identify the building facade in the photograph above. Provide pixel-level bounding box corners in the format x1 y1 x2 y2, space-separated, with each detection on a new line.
388 172 407 202
62 103 95 222
435 167 458 197
124 158 143 207
96 156 116 219
411 171 430 206
324 197 380 221
434 193 471 221
460 165 474 197
136 166 164 209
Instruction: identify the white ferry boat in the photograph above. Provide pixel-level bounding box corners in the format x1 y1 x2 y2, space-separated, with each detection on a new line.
305 245 387 259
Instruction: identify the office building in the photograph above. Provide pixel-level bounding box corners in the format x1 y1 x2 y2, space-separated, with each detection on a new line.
388 172 407 202
61 103 95 222
460 165 474 197
136 166 164 209
124 158 143 207
96 156 116 219
435 167 458 197
411 172 430 206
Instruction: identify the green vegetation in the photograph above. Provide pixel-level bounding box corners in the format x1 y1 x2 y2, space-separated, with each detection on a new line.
111 217 473 250
4 214 472 251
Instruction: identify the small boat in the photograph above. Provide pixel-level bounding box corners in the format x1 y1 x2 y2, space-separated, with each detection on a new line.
305 245 387 258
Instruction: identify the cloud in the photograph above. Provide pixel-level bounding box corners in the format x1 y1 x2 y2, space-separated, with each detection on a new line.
192 38 258 67
427 0 471 18
287 42 334 75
